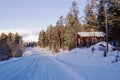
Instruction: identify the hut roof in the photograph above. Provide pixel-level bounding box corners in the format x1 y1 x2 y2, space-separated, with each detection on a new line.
77 32 105 37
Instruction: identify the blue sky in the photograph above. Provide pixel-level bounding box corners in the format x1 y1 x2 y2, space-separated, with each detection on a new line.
0 0 87 41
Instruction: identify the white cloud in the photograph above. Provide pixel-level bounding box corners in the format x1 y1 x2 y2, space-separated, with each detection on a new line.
0 29 39 42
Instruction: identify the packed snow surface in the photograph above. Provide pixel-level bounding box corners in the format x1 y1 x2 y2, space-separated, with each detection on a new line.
0 42 120 80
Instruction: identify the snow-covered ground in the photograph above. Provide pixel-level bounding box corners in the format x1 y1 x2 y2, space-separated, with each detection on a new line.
0 42 120 80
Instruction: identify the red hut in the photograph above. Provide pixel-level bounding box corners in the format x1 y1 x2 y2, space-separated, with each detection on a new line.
76 32 105 47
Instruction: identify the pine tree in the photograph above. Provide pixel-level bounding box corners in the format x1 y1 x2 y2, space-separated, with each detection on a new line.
0 32 25 60
45 25 53 50
64 1 80 50
37 1 87 52
0 33 9 60
64 27 76 50
38 30 46 48
7 32 14 57
69 1 82 32
97 0 106 32
108 0 120 42
12 33 24 57
84 0 97 31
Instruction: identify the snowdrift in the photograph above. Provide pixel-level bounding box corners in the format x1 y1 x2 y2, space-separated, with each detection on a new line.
90 41 116 51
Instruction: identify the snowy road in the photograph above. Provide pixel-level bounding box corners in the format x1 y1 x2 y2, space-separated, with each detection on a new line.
0 54 85 80
0 47 120 80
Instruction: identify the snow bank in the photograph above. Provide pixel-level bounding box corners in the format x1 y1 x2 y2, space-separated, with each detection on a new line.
90 41 115 51
57 42 119 67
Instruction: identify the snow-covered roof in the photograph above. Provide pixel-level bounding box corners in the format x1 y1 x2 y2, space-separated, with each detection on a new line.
78 32 105 37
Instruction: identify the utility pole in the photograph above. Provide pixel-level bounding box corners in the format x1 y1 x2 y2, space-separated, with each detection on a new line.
104 5 109 56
